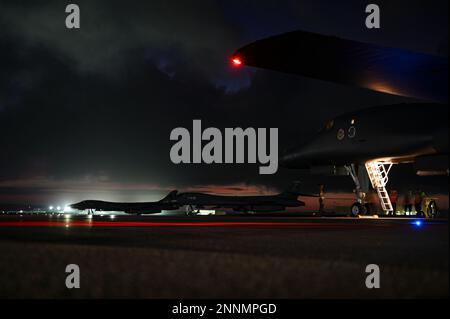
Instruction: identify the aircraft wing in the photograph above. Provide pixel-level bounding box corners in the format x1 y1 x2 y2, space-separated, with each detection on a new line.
233 30 448 102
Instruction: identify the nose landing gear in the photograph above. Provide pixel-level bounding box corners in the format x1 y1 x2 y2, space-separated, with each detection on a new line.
345 164 370 217
346 162 395 217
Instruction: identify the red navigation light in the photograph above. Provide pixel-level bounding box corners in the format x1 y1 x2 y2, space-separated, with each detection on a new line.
231 56 243 67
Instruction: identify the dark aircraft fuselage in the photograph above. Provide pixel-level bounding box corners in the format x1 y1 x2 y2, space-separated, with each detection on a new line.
70 191 179 214
177 192 305 212
281 103 449 169
70 200 177 214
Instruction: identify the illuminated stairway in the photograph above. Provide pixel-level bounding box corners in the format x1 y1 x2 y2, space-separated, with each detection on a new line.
365 161 394 214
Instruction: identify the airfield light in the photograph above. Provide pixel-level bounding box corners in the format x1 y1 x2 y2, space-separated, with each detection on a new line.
49 206 54 210
231 57 243 67
57 206 61 211
110 215 116 220
415 220 423 227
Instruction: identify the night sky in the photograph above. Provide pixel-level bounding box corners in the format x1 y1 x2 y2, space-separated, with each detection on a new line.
0 0 448 207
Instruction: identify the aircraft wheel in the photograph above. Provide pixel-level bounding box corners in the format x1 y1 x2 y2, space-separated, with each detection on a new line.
351 203 366 217
185 206 194 216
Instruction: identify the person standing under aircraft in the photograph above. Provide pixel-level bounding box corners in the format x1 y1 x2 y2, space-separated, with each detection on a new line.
389 190 398 216
366 190 378 215
318 184 325 215
404 191 413 215
415 191 425 217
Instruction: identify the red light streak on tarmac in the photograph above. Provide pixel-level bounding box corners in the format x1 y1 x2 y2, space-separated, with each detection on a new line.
0 220 401 229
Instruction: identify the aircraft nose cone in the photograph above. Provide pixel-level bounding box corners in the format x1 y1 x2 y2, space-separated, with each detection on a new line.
70 203 82 210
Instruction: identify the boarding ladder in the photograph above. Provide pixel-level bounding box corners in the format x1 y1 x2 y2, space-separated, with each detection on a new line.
365 161 394 214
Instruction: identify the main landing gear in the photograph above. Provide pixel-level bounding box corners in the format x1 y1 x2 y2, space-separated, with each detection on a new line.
185 205 200 216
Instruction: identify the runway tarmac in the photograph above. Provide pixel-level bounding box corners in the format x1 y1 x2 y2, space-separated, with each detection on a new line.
0 214 448 298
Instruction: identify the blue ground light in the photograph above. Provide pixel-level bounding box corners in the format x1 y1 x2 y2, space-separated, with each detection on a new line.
414 220 423 227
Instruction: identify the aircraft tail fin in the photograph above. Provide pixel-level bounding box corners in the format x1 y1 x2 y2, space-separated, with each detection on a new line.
162 190 178 201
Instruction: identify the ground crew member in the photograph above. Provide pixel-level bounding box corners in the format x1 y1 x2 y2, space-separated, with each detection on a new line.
404 191 413 215
366 190 378 215
415 191 425 217
389 190 398 216
319 184 325 215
